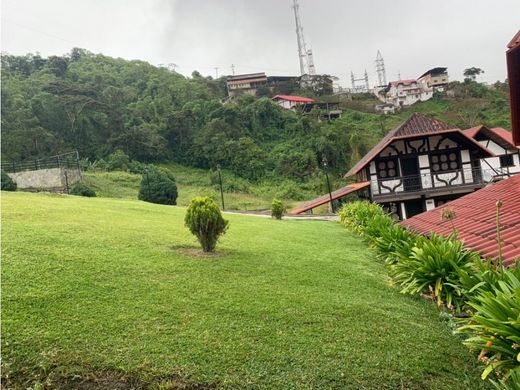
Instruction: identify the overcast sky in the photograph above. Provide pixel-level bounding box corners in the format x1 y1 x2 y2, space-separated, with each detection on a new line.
2 0 519 87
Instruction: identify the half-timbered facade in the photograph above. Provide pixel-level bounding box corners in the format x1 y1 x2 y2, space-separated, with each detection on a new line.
464 125 520 182
344 113 495 220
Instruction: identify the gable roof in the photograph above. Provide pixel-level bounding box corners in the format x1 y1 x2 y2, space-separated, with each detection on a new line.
344 113 494 178
401 173 520 266
272 95 315 103
389 79 417 87
463 125 520 150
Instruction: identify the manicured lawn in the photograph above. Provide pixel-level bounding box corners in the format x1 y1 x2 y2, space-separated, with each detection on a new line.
2 192 486 389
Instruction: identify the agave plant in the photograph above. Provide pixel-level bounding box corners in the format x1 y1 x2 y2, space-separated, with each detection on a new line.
388 233 479 310
458 269 520 382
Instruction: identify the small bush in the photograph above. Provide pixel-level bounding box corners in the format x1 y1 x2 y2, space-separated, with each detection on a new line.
1 171 17 191
184 196 229 252
458 268 520 382
339 201 390 236
372 224 418 265
70 182 96 197
271 199 285 219
138 167 178 205
388 233 479 310
128 161 149 174
107 150 130 171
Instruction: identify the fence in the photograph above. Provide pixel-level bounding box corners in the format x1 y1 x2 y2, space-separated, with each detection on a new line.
3 151 81 174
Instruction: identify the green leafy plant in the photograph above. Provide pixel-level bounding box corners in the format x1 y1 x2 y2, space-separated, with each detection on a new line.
138 167 178 205
70 182 96 197
458 269 520 382
372 224 419 265
107 150 131 171
388 233 479 310
1 170 17 191
339 201 389 236
184 196 229 252
271 199 285 220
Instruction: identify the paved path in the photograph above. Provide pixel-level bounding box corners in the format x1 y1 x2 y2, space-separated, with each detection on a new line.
223 210 339 221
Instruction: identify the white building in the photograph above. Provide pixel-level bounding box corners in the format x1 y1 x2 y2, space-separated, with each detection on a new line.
378 79 433 108
464 125 520 181
272 95 315 110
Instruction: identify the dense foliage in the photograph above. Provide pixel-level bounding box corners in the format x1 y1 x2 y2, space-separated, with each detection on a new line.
1 171 17 191
138 167 178 205
70 181 96 197
184 196 229 252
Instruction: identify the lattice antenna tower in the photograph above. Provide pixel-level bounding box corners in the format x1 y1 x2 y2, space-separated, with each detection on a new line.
375 50 387 86
292 0 316 75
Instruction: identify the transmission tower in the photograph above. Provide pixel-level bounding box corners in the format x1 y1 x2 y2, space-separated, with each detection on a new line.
375 50 387 86
351 70 369 93
292 0 316 76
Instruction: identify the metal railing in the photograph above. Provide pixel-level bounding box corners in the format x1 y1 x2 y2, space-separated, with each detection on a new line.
3 151 80 173
371 167 513 198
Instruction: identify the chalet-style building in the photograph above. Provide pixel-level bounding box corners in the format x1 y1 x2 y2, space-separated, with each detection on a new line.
464 125 520 182
272 95 315 110
344 113 496 219
418 67 449 92
377 79 433 108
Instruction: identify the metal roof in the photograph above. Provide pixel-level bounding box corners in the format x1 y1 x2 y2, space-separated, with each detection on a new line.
401 173 520 266
344 113 494 178
289 182 369 215
272 95 315 103
418 67 448 80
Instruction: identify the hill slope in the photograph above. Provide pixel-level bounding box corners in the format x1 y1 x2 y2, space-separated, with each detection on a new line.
2 192 486 389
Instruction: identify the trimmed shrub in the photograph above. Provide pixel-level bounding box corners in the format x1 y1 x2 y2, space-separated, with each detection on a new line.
388 233 479 310
458 268 520 382
138 167 178 205
271 199 285 220
1 171 17 191
184 196 229 252
70 182 96 197
339 201 391 237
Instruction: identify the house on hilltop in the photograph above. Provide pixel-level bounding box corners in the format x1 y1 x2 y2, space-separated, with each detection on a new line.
418 67 449 92
377 79 433 108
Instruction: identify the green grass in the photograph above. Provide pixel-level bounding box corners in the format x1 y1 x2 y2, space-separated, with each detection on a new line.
83 164 320 212
2 192 487 389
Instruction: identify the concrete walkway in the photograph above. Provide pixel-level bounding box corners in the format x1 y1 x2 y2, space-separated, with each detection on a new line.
223 210 339 221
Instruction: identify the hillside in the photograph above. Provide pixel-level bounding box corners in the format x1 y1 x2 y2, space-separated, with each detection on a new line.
1 50 512 201
2 192 487 389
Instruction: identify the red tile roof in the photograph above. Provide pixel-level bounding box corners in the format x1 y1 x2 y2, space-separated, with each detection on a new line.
401 174 520 266
344 113 494 178
389 79 417 87
272 95 315 103
463 125 520 150
289 182 369 215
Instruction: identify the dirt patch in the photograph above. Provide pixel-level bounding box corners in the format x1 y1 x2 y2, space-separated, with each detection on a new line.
3 370 216 390
172 245 227 259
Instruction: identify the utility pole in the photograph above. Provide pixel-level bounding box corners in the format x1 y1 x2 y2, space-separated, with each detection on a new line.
231 64 235 75
214 67 219 79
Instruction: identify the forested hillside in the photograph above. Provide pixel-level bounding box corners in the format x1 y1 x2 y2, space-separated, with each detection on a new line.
1 49 512 186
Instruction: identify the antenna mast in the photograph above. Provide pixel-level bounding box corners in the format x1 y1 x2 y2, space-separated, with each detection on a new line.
375 50 387 86
292 0 316 76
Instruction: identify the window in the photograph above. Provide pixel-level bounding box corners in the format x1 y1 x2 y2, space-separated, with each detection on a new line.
430 151 460 172
500 154 514 167
376 158 399 179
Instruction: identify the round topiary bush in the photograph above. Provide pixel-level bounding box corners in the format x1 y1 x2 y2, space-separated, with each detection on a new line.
271 198 285 220
70 181 96 197
184 196 229 252
138 167 178 205
1 171 17 191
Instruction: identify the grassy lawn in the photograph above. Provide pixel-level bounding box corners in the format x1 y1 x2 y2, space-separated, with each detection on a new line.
2 192 486 389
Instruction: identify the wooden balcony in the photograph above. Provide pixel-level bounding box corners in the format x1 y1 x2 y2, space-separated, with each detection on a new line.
371 168 511 202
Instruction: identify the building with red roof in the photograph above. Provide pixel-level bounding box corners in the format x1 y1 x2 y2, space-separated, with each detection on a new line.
272 95 315 110
463 125 520 182
401 173 520 266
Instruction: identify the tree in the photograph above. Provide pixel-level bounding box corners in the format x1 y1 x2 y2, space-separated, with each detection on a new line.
138 167 178 205
463 67 484 81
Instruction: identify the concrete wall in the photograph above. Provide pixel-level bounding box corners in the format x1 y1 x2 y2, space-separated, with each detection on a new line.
7 168 81 192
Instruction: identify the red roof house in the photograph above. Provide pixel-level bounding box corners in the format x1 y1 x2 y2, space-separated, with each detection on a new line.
401 174 520 266
272 95 315 110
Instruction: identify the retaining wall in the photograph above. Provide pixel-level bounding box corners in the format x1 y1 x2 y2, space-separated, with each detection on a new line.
7 168 81 192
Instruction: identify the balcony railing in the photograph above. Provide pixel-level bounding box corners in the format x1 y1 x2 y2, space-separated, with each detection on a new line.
371 167 512 198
